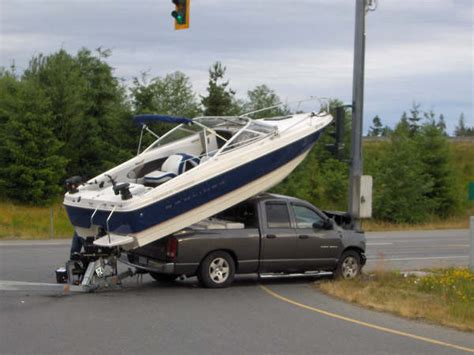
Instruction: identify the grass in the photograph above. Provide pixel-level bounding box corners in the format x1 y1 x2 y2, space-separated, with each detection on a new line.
0 201 73 239
363 208 474 231
318 268 474 332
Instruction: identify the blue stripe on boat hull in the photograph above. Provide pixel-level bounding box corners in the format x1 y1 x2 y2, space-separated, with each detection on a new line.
65 130 322 234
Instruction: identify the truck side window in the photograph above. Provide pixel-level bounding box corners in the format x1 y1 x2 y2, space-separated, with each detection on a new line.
292 205 325 229
266 202 291 228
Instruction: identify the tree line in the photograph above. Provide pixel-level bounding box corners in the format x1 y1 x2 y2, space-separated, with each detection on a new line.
0 48 471 224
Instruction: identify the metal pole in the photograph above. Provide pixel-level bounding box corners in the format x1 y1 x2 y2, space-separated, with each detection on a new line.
470 216 474 271
348 0 366 230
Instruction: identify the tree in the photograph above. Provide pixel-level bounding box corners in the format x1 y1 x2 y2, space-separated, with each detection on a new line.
243 85 289 118
0 78 67 204
417 124 461 217
436 114 447 135
454 113 474 136
74 48 133 173
368 115 383 137
372 122 433 223
131 71 200 118
381 125 393 137
201 62 240 116
273 99 350 210
455 113 466 136
22 48 132 179
408 102 422 135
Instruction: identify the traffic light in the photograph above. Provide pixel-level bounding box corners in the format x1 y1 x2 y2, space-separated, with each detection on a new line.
326 106 347 160
171 0 190 30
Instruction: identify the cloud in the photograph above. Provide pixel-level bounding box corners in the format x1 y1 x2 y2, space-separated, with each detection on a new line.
0 0 472 133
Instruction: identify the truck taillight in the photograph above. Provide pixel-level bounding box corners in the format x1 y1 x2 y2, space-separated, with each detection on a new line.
166 237 178 260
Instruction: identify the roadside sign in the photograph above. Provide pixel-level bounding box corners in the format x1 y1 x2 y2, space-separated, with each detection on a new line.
469 182 474 201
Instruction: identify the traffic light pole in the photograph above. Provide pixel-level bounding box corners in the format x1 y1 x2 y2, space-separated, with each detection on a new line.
348 0 367 230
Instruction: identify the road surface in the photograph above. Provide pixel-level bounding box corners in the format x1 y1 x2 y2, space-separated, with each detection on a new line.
365 229 470 270
0 229 472 354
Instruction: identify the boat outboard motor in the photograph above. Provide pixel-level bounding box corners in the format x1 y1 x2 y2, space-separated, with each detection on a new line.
113 182 133 200
65 176 83 194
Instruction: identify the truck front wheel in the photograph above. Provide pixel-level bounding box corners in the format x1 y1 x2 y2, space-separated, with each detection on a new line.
198 251 235 288
334 250 362 280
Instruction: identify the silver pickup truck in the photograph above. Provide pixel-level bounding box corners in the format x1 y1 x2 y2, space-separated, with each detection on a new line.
126 193 366 288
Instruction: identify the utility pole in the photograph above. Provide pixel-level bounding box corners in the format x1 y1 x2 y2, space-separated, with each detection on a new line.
348 0 376 230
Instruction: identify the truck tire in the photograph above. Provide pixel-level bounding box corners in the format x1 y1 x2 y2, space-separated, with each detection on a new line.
198 251 235 288
334 250 362 280
149 272 178 282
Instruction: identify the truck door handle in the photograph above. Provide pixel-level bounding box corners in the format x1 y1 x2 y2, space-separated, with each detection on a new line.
298 235 309 239
266 234 277 239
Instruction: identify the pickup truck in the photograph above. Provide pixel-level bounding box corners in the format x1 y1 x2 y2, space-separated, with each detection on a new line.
126 194 366 288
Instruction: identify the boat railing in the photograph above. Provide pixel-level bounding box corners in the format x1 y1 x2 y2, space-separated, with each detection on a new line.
239 96 330 118
278 110 330 135
106 206 117 244
90 204 104 231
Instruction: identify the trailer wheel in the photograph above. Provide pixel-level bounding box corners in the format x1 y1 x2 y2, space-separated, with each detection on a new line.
149 272 178 282
198 251 235 288
334 250 362 280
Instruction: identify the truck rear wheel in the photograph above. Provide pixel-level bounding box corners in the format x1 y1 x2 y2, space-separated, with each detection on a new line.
198 251 235 288
334 250 362 280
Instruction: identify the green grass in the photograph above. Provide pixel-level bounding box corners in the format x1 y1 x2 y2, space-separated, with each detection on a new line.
318 268 474 331
363 208 474 231
0 201 73 239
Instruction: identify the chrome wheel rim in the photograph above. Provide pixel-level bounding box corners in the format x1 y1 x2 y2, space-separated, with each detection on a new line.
209 258 230 284
341 256 359 279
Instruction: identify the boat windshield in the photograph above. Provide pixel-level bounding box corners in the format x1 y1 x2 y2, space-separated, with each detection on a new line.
144 116 276 157
148 125 200 149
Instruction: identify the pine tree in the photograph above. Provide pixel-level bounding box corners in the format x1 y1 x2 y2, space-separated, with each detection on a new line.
368 115 383 136
436 114 447 135
0 79 67 204
417 124 460 217
381 126 393 137
454 113 474 136
454 113 466 136
201 62 240 116
408 102 422 135
373 122 433 223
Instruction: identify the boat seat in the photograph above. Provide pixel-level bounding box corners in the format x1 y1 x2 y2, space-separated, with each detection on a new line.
143 153 200 185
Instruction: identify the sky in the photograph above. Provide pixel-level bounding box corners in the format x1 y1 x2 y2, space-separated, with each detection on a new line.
0 0 472 134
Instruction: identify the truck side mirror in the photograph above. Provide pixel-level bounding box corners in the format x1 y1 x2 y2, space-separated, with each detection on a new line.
323 219 334 230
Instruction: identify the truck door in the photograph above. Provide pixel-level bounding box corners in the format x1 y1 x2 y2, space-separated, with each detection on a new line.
260 201 299 272
290 203 342 269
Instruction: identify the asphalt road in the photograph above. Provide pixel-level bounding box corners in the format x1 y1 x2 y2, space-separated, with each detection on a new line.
364 229 470 270
0 230 472 354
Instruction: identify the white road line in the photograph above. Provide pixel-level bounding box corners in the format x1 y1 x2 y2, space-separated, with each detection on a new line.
366 242 393 246
0 240 70 247
368 256 468 261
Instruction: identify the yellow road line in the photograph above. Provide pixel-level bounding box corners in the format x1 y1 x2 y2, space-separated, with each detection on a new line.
260 285 474 353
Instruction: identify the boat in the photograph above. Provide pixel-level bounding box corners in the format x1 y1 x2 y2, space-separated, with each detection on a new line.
63 101 333 250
